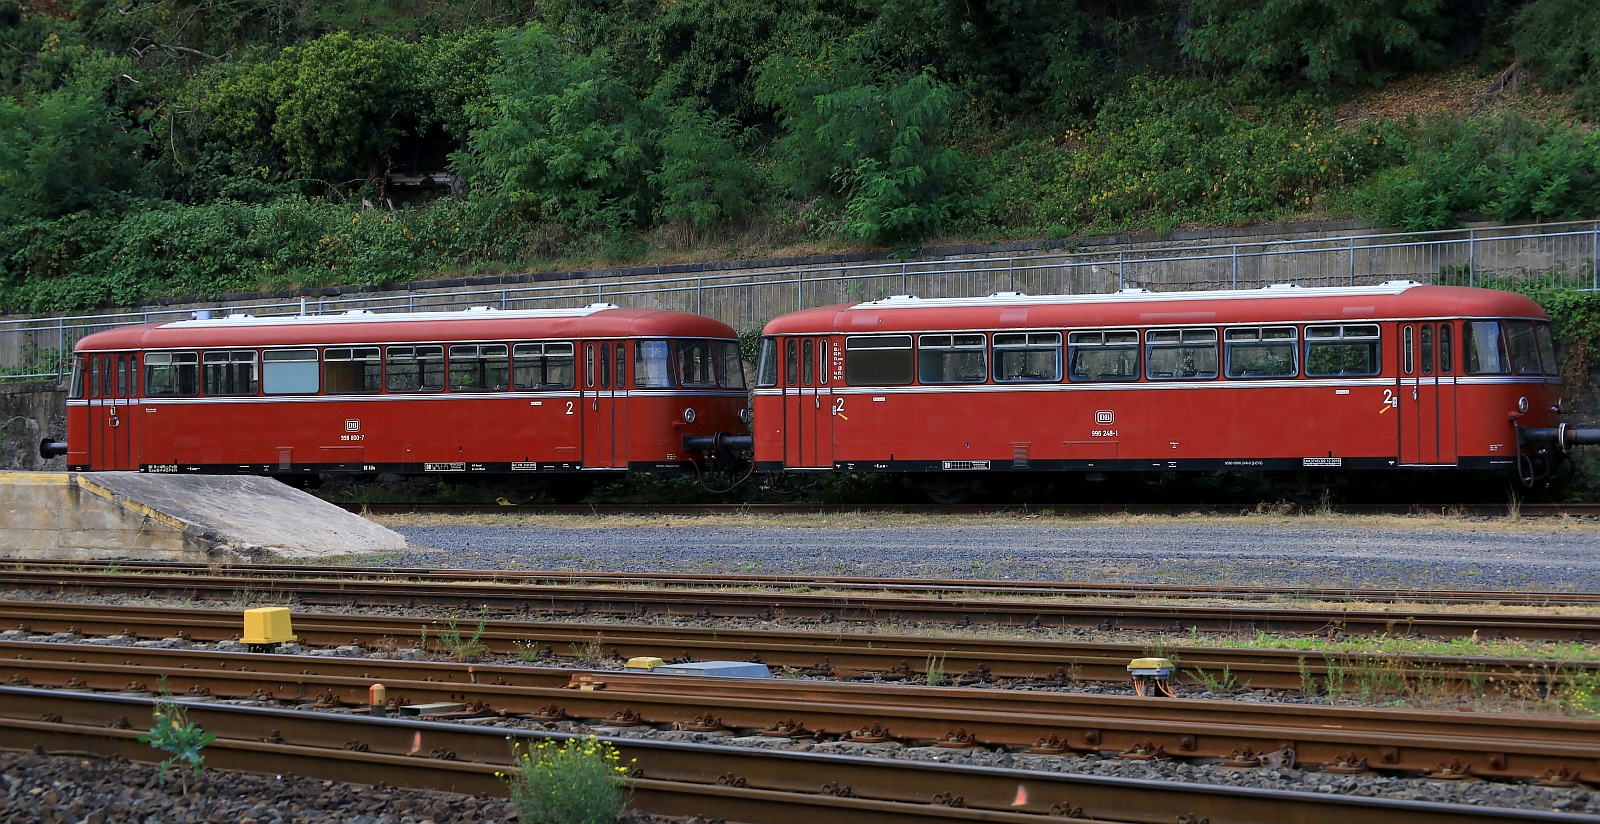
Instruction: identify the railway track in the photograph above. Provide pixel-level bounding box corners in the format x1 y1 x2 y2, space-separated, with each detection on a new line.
12 559 1600 607
4 563 1598 641
6 687 1580 824
2 639 1596 783
342 501 1600 518
1 601 1592 694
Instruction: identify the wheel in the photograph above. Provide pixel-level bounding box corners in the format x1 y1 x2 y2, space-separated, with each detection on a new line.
547 477 594 504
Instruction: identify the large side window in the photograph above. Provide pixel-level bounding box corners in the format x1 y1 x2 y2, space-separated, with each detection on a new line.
513 342 576 389
845 335 914 386
1224 326 1297 378
68 356 85 399
1145 328 1218 380
1068 330 1139 382
263 348 319 394
385 345 445 392
635 340 674 388
1464 321 1510 375
145 352 199 396
203 350 260 395
755 338 778 387
1304 325 1380 377
1439 324 1454 374
324 347 382 393
917 334 987 384
448 343 510 391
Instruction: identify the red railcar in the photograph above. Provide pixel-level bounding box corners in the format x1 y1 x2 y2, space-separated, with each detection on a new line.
55 304 749 499
750 282 1573 491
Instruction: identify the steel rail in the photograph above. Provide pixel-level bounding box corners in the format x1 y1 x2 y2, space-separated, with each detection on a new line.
343 501 1600 518
5 568 1599 641
9 559 1600 607
0 687 1590 823
1 601 1592 692
1 640 1596 782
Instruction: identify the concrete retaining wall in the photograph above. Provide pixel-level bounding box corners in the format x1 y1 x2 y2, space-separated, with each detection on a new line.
1 382 65 471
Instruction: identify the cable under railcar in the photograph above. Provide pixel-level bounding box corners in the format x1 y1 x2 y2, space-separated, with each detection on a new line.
44 304 750 501
745 281 1597 497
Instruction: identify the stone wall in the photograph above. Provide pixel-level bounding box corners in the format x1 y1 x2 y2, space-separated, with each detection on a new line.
1 382 64 471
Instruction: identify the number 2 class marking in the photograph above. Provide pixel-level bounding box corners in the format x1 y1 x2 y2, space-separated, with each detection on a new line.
831 397 847 420
1379 389 1398 414
565 401 574 415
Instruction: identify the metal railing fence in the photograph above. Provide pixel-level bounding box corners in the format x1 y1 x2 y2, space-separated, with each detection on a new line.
4 220 1598 382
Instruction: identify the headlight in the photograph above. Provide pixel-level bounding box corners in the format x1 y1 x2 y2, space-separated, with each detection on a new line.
683 407 697 423
737 408 752 424
1517 396 1529 414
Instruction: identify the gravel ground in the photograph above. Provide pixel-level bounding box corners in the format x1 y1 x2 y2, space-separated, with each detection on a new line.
377 519 1600 591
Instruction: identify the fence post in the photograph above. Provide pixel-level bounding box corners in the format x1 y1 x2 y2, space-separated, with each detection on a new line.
1348 237 1356 285
1007 258 1014 293
1593 222 1598 291
797 269 804 312
901 262 908 296
1468 228 1476 287
1231 245 1238 290
697 277 703 315
1118 252 1125 291
56 318 65 382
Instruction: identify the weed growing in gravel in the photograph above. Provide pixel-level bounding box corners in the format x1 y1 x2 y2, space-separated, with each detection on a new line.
1554 668 1600 716
428 609 491 662
515 640 547 662
500 736 633 824
1189 665 1246 694
570 635 606 666
138 679 216 795
925 653 948 687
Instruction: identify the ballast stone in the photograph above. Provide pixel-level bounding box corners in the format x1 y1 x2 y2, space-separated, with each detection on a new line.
0 471 404 562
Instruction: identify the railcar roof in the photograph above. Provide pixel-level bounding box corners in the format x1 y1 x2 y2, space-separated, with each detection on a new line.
762 282 1549 334
75 304 738 352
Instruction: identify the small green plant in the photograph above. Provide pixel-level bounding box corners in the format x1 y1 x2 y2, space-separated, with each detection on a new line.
431 609 492 662
569 635 606 666
500 736 633 824
1188 665 1245 694
138 684 216 795
1297 657 1320 700
925 653 948 687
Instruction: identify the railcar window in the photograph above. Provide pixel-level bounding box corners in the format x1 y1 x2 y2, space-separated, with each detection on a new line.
1145 328 1217 380
324 347 382 393
1421 325 1434 376
916 334 987 384
68 356 84 399
1504 321 1544 375
755 338 778 387
385 345 445 392
100 357 112 398
203 350 260 395
635 340 673 388
616 343 627 388
785 339 799 387
512 342 576 389
262 348 319 394
1464 321 1510 374
677 340 717 388
600 343 611 389
802 339 814 386
89 356 100 398
446 344 510 392
1535 323 1558 376
1224 327 1297 378
1068 330 1139 382
717 341 748 389
145 352 199 396
118 355 131 397
845 335 914 386
815 340 828 386
1439 325 1454 374
1304 325 1380 377
1529 324 1555 379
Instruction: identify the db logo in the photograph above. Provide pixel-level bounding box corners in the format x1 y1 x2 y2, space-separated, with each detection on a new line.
345 419 361 432
1095 410 1114 425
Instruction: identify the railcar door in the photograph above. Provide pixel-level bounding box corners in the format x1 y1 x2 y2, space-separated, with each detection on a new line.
782 337 831 468
1399 324 1455 465
581 342 621 469
86 353 136 470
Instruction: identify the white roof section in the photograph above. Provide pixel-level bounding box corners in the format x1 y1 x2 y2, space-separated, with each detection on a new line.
159 303 621 329
848 281 1422 311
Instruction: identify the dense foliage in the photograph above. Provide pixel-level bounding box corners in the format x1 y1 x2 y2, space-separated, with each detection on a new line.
1 0 1598 312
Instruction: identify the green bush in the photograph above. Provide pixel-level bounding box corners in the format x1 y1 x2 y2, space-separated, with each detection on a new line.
501 736 632 824
1511 0 1600 118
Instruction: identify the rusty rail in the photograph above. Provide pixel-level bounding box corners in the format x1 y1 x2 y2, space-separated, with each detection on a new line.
0 687 1588 823
4 565 1598 640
